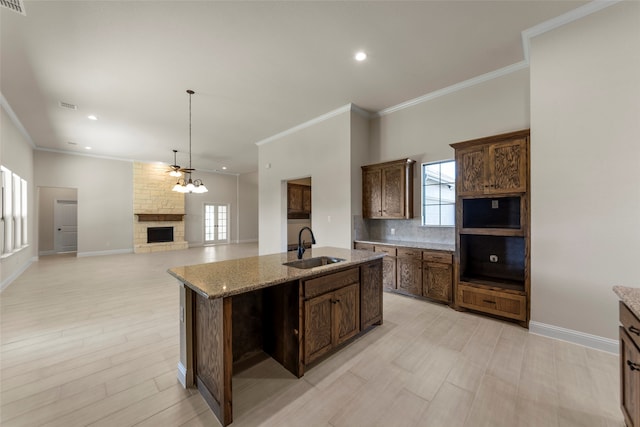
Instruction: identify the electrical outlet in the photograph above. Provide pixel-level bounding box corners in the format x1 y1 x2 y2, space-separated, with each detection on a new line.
492 200 499 209
180 306 184 323
489 254 498 263
390 228 395 235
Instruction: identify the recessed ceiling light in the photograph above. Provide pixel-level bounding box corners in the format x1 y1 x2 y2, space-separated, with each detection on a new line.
355 51 367 61
222 166 227 170
85 146 92 150
87 115 98 120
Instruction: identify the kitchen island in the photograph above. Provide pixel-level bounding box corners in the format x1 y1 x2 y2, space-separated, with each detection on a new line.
168 246 384 426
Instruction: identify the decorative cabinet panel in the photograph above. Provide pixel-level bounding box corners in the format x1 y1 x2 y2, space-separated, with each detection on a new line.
362 159 415 219
287 183 311 219
423 262 452 303
396 248 422 296
303 272 360 365
455 132 528 196
620 301 640 427
375 245 397 290
360 261 383 330
451 129 530 328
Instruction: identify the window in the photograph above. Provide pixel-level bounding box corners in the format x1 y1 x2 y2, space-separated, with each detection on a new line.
1 165 28 256
204 203 229 244
422 160 455 226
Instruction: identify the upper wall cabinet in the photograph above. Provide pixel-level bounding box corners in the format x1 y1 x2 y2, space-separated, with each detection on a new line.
362 159 415 219
288 183 311 219
453 131 529 196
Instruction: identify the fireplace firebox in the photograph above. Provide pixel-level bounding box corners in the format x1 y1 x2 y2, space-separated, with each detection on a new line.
147 227 174 243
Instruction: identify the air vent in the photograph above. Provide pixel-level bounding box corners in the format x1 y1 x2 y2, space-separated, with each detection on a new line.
1 0 26 15
59 101 78 110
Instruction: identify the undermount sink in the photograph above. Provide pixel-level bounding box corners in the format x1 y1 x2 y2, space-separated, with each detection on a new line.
283 256 346 269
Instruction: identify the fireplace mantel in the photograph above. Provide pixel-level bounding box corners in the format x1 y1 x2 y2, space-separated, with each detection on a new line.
136 213 185 222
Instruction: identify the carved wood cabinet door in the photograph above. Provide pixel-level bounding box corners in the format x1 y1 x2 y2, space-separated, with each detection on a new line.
363 168 382 218
457 146 487 196
396 258 422 296
423 262 452 303
334 283 360 346
304 293 333 363
381 164 404 217
360 261 383 330
487 138 527 194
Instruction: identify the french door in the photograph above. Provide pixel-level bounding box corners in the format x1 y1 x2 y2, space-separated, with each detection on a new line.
204 203 229 244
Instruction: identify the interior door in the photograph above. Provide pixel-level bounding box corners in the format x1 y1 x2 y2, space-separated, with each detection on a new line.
204 203 229 244
54 200 78 253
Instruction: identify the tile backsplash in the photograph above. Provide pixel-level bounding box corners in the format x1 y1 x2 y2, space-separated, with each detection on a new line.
354 216 455 244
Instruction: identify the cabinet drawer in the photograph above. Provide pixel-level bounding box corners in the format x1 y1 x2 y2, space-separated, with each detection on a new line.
621 301 640 350
354 242 374 251
457 284 526 321
374 245 396 256
397 247 422 259
422 251 452 264
304 268 359 299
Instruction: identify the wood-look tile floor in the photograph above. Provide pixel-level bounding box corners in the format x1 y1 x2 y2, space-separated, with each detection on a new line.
1 244 624 426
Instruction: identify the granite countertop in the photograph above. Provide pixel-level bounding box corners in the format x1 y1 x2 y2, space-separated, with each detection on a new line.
354 239 455 252
614 285 640 319
168 246 385 299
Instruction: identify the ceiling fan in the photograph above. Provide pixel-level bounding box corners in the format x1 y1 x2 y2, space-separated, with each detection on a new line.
167 149 194 177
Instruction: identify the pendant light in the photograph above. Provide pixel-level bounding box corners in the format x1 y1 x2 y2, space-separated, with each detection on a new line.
172 90 208 194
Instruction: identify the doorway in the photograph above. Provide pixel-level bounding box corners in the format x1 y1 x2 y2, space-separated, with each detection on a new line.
38 187 78 256
286 177 312 251
204 203 230 244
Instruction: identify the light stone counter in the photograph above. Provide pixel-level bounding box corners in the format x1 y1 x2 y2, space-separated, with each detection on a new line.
614 285 640 319
168 246 385 299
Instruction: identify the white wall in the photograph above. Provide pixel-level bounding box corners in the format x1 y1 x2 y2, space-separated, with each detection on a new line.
1 103 36 289
238 171 259 243
371 68 530 216
33 150 134 256
530 1 640 341
184 171 239 245
258 107 355 255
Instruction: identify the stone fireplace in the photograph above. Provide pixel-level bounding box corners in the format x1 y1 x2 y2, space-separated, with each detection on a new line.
133 162 189 253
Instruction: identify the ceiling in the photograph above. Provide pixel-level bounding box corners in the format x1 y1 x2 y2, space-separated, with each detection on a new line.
1 1 587 174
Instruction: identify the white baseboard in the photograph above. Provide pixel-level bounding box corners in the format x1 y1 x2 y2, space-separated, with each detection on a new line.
177 362 187 387
0 256 37 292
38 250 56 256
77 248 133 257
237 239 258 244
529 321 619 355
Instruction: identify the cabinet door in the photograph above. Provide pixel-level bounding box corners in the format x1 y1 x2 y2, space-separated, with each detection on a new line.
288 184 303 211
304 292 333 363
363 168 382 218
457 146 487 196
334 283 360 346
382 257 396 290
360 261 383 330
302 187 312 213
422 262 452 303
381 164 404 217
621 327 640 427
397 258 422 296
488 138 527 194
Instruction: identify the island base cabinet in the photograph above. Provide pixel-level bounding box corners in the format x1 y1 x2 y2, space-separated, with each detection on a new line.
361 260 383 330
304 283 360 365
621 327 640 427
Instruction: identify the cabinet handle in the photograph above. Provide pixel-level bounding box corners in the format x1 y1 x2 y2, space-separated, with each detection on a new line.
482 299 496 305
627 360 640 371
331 299 341 304
629 326 640 336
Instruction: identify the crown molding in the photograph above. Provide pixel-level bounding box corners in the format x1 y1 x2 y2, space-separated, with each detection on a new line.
35 146 135 163
255 103 371 146
1 92 36 149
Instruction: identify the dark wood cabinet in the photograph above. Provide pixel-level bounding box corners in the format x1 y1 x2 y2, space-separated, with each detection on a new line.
287 183 311 219
396 248 422 296
451 129 530 327
303 268 360 365
362 159 415 219
374 245 397 290
423 262 452 303
456 131 528 196
620 301 640 427
360 261 383 330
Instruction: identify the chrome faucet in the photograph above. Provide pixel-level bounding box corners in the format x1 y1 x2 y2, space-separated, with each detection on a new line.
297 226 316 259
